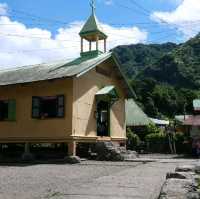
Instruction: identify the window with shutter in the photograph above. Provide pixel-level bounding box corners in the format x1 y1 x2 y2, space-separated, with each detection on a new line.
32 97 41 118
57 95 65 117
0 99 16 121
32 95 65 119
8 100 16 121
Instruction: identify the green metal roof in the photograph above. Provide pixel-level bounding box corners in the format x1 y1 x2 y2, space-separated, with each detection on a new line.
96 85 119 102
126 99 151 126
0 52 135 98
96 85 115 95
79 13 107 39
193 99 200 110
0 52 112 86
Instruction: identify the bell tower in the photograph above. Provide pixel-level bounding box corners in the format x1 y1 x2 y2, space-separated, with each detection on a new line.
79 0 108 57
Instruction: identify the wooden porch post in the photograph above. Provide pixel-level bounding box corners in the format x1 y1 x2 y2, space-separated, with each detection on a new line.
96 35 99 51
81 38 83 53
89 41 92 51
104 39 107 53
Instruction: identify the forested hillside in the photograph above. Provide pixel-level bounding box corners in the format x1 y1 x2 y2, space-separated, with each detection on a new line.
113 34 200 119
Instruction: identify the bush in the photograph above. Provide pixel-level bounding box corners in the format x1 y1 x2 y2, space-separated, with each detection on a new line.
127 128 141 150
146 123 160 134
135 123 160 141
174 132 192 154
145 132 168 153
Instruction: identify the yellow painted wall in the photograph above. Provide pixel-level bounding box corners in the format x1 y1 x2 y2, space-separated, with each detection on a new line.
0 79 73 142
73 58 126 140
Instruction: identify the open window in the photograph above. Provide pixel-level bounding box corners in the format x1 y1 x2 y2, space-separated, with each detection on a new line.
32 95 65 119
0 99 16 121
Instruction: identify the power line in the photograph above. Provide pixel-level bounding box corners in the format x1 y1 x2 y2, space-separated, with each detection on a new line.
9 9 69 25
0 32 81 43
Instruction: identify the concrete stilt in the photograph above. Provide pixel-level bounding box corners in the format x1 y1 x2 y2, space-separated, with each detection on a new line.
0 144 3 160
22 142 34 161
68 141 77 156
64 141 81 164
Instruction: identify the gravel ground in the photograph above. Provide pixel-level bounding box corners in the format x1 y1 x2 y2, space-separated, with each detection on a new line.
0 158 198 199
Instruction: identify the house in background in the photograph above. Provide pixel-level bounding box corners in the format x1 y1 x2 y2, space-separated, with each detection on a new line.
0 3 135 157
126 99 151 130
175 99 200 154
149 118 169 128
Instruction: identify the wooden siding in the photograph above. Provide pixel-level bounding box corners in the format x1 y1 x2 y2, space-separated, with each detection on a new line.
72 58 126 140
0 78 73 142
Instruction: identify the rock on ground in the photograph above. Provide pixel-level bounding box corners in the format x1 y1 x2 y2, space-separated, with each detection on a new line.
159 178 197 199
64 156 81 164
159 164 200 199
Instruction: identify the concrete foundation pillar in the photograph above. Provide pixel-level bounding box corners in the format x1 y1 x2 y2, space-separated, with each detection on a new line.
22 142 34 161
25 142 30 153
68 141 77 156
0 144 3 160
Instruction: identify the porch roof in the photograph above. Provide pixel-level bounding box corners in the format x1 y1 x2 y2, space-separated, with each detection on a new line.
96 85 115 95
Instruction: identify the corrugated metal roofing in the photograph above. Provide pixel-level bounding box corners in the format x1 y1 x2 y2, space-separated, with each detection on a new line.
79 13 107 38
183 115 200 126
175 115 191 123
126 99 151 126
193 99 200 110
0 52 112 86
150 118 169 126
175 115 200 126
96 85 115 95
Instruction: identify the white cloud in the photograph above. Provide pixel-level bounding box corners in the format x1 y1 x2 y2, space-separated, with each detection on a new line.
0 4 147 69
151 0 200 39
104 0 113 5
0 3 8 15
159 0 183 6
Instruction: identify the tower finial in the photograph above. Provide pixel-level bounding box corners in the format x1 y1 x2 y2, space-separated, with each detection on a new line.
90 0 96 14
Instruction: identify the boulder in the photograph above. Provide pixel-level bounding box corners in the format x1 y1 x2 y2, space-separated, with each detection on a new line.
166 172 193 180
94 142 125 161
194 165 200 174
175 165 195 173
159 178 198 199
121 150 138 160
64 156 81 164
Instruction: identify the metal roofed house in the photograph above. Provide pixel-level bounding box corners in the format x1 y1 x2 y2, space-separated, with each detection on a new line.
126 99 151 127
175 99 200 155
0 1 135 157
150 118 170 127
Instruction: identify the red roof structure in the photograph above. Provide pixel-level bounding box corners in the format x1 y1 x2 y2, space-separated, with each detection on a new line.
183 115 200 126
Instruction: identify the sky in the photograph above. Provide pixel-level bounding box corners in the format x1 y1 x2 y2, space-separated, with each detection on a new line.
0 0 199 68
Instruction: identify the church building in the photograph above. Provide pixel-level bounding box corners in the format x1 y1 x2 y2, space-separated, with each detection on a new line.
0 1 134 156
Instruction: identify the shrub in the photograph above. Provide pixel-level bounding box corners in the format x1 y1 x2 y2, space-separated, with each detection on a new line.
145 132 168 153
174 132 191 154
146 123 160 134
135 123 160 141
127 128 141 150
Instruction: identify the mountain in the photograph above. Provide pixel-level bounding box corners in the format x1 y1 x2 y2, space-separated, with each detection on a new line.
113 34 200 118
113 42 177 78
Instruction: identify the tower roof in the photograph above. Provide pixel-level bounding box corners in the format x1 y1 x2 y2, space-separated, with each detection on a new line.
79 12 107 41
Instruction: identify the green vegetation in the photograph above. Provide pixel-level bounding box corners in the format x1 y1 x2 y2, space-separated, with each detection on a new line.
113 33 200 118
145 132 167 153
127 128 141 150
127 124 191 154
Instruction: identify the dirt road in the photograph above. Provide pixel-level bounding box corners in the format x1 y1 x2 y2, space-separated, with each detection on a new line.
0 158 198 199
